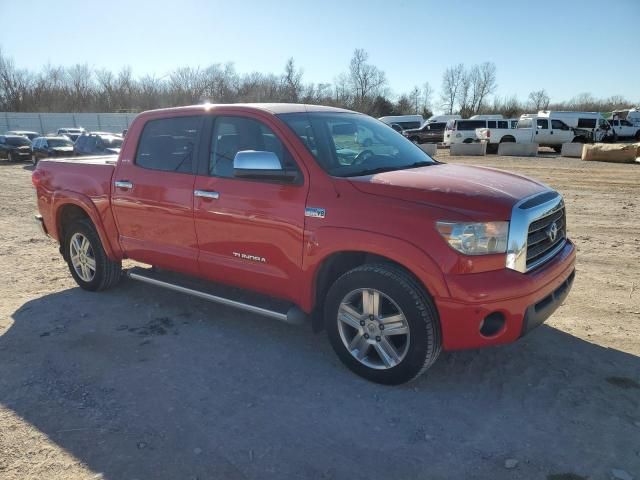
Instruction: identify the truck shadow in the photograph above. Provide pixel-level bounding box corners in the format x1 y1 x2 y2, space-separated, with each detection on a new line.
1 281 639 479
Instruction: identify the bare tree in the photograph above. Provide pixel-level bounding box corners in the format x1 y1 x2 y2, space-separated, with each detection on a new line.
468 62 497 114
528 89 550 111
281 57 303 102
440 64 464 114
409 86 420 114
348 49 387 112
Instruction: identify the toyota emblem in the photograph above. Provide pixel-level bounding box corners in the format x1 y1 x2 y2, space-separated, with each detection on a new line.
546 222 559 242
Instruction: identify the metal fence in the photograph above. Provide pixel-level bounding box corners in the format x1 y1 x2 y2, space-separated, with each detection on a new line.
0 112 139 135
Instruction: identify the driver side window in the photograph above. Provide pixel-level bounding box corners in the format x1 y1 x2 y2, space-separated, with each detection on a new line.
209 116 298 179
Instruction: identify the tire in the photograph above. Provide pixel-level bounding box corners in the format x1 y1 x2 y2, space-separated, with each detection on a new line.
463 138 473 144
553 146 562 153
635 130 640 141
486 144 498 154
63 218 122 291
500 136 515 143
324 264 441 385
572 136 586 144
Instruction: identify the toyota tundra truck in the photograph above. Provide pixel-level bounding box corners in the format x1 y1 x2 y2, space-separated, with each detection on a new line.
32 104 576 385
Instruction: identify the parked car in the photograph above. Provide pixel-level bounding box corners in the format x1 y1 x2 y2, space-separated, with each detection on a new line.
378 115 424 130
0 135 33 162
608 118 640 140
33 103 575 385
402 121 447 144
6 130 40 141
31 136 75 164
57 128 86 142
74 132 123 156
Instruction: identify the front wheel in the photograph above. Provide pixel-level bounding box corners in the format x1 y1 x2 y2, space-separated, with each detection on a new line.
325 264 441 385
64 218 122 291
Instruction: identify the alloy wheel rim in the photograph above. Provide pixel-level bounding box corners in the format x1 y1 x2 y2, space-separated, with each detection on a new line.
69 233 96 282
337 288 410 370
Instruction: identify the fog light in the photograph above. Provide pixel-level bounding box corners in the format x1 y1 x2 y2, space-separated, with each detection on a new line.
480 312 505 337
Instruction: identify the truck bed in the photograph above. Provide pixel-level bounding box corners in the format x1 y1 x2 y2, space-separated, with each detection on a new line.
34 155 119 244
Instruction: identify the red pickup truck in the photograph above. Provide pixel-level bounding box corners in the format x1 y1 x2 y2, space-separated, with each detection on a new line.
32 103 575 384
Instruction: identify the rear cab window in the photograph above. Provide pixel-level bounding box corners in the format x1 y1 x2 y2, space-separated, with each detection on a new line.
455 120 486 131
135 116 203 173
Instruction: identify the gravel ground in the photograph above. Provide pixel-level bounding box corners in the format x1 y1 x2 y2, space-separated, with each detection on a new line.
0 151 639 480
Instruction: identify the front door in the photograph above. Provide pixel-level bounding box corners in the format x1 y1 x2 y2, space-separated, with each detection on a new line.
193 114 308 302
111 115 204 275
536 118 552 144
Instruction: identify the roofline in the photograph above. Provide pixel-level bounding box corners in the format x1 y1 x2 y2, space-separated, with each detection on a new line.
139 103 358 117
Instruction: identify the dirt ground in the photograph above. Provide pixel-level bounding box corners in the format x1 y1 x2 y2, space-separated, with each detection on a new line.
0 150 639 480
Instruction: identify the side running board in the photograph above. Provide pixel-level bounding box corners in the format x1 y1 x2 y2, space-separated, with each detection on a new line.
126 267 307 326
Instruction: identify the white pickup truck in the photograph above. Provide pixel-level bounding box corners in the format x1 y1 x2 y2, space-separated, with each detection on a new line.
609 119 640 140
476 111 612 153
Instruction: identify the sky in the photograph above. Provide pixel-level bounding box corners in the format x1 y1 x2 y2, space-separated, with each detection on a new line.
1 0 639 110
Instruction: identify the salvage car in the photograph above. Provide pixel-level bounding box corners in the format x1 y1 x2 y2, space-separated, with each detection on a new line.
31 136 75 164
0 134 33 162
32 104 576 384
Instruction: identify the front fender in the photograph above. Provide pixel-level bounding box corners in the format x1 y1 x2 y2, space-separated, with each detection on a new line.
301 226 451 312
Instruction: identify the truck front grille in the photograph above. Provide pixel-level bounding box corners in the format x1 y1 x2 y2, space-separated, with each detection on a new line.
526 202 566 270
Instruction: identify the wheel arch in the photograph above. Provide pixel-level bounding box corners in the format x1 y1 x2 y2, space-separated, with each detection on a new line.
309 249 443 333
52 192 121 261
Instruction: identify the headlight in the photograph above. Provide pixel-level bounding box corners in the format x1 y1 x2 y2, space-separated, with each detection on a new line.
436 221 509 255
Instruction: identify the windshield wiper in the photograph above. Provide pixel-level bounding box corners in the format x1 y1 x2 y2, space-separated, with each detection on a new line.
344 161 434 177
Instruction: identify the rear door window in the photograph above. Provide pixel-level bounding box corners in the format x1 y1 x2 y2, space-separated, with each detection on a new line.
487 121 497 128
551 120 569 130
135 116 203 173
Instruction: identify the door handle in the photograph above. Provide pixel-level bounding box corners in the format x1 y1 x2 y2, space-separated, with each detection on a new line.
115 180 133 189
194 190 220 200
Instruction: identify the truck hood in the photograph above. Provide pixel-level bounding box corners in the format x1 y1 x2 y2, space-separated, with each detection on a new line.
347 163 549 219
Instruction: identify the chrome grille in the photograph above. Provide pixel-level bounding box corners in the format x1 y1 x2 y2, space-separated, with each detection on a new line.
525 202 566 270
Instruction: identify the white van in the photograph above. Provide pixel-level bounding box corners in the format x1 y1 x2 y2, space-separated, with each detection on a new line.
378 115 424 131
425 114 461 124
443 118 515 145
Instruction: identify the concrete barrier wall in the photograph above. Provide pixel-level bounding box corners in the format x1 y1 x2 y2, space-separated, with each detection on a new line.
450 142 486 156
561 143 584 158
497 143 538 157
418 143 437 156
0 112 138 134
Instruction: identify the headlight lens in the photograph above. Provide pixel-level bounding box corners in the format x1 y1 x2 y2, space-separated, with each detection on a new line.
436 221 509 255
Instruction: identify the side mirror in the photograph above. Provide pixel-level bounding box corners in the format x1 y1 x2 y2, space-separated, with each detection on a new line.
233 150 297 182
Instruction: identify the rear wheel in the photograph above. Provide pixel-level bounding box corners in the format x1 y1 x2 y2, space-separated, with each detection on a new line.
64 218 122 291
553 145 562 153
635 130 640 141
325 264 441 385
572 136 586 143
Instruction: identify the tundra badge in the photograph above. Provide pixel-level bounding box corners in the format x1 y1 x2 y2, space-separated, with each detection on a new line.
305 207 326 219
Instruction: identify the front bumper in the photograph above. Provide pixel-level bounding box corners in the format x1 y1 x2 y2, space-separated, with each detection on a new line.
35 214 48 236
436 240 576 351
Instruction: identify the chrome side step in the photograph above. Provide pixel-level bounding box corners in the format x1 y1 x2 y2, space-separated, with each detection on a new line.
127 268 307 326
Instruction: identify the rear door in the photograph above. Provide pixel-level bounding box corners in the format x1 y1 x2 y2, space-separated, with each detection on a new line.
111 114 204 275
192 113 308 302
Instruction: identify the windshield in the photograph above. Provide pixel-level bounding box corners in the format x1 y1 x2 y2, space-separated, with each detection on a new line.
48 138 74 148
278 112 436 177
6 136 31 146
